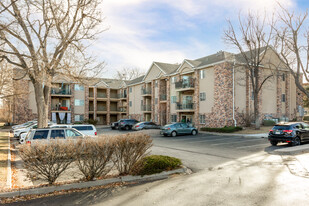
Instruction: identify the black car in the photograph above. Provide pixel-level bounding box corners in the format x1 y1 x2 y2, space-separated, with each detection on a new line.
268 122 309 146
111 119 125 130
118 119 139 130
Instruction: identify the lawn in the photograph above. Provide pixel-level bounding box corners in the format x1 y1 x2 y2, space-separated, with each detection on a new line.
0 131 9 189
235 126 272 134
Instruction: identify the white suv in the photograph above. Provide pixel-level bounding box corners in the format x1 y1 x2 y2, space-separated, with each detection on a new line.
49 124 97 136
14 122 55 138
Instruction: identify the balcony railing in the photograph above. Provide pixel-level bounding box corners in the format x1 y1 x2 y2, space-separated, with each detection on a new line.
119 94 127 99
51 107 71 111
97 93 107 98
89 93 94 98
97 106 107 112
176 102 195 110
141 89 152 95
89 106 94 111
175 78 195 90
141 105 152 111
160 94 167 101
51 89 71 95
110 94 119 99
119 108 127 112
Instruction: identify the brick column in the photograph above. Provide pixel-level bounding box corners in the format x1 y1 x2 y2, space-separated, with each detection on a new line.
158 79 161 125
194 70 200 127
107 88 111 125
276 74 282 118
166 78 171 123
285 72 290 119
126 88 130 117
151 81 155 122
94 87 97 121
70 83 75 123
84 85 89 120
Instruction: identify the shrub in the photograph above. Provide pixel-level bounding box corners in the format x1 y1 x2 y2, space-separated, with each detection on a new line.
19 140 76 185
303 116 309 121
113 133 153 175
200 126 243 133
262 120 276 126
133 155 182 176
75 137 114 181
83 119 98 125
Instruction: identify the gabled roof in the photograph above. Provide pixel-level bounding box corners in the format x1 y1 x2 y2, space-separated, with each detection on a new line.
128 75 145 86
153 62 180 75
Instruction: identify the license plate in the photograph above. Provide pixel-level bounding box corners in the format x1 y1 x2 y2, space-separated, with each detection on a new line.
275 131 280 135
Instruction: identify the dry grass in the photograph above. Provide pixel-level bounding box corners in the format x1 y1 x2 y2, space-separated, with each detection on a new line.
0 131 9 188
235 126 272 134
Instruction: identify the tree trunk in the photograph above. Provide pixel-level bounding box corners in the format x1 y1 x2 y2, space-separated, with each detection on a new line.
254 93 260 130
34 81 50 128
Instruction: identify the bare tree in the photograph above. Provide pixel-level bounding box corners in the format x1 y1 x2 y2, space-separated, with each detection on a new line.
223 12 277 129
274 5 309 101
0 0 104 127
114 67 145 81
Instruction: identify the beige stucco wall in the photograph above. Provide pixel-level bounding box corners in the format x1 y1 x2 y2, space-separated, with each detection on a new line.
261 68 277 113
28 81 37 114
74 86 85 114
129 84 143 114
199 67 215 113
144 65 161 82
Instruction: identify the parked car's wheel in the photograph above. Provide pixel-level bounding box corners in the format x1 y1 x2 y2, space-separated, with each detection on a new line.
191 130 197 136
292 137 301 146
111 127 115 130
163 134 168 137
270 140 278 146
125 125 130 130
171 131 177 137
115 126 119 130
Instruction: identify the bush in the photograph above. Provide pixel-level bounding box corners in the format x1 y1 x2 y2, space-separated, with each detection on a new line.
113 133 153 175
133 155 182 176
83 119 98 125
200 126 243 133
303 116 309 121
75 137 115 181
19 140 76 185
262 120 276 126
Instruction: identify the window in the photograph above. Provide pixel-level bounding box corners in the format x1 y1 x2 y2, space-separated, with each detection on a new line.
129 101 132 107
74 115 84 122
171 96 176 103
200 70 205 79
50 130 65 139
200 92 206 101
200 115 206 124
282 74 285 81
282 94 286 102
155 98 158 104
251 92 254 100
75 99 84 106
33 130 49 140
74 84 84 91
171 77 176 84
155 115 158 122
171 115 177 122
129 87 132 93
72 126 93 131
65 129 82 138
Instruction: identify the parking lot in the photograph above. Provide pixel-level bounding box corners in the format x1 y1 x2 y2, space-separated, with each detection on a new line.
97 127 278 172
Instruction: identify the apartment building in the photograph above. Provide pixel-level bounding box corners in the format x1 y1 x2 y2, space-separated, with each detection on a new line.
12 47 303 128
12 74 129 125
127 47 303 128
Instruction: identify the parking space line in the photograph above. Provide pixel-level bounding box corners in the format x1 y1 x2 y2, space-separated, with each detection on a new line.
168 137 203 141
187 137 242 143
210 138 262 146
236 143 269 149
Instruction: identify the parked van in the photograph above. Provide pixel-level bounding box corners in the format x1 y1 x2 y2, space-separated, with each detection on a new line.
49 124 97 136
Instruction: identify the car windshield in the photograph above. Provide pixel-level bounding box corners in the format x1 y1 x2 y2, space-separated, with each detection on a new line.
66 129 83 138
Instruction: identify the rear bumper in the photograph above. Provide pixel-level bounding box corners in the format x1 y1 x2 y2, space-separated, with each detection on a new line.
268 135 294 142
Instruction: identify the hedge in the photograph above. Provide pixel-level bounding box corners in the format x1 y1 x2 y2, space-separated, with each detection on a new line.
200 126 243 133
134 155 182 176
262 120 276 126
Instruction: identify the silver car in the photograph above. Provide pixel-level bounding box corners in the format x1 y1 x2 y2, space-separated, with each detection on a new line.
133 122 161 130
25 128 85 144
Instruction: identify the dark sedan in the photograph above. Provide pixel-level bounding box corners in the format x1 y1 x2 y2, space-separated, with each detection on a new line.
268 122 309 146
132 122 161 131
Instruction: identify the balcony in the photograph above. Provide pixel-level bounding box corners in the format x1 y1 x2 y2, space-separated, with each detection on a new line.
176 102 195 111
119 94 127 99
141 105 152 112
51 107 71 112
175 78 195 91
160 94 167 101
119 108 127 113
97 93 107 99
110 93 119 99
97 106 107 112
89 106 94 111
51 89 71 96
141 89 152 96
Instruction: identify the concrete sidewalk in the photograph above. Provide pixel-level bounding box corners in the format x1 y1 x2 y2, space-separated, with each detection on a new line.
100 152 309 206
199 131 268 138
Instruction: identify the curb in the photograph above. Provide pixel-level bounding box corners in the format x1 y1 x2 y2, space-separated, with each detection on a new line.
0 167 189 198
199 131 268 138
273 145 309 155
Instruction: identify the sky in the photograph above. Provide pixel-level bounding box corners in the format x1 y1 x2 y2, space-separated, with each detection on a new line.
93 0 308 78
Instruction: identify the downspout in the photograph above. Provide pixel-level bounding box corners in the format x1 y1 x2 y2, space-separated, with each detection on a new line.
233 60 237 127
